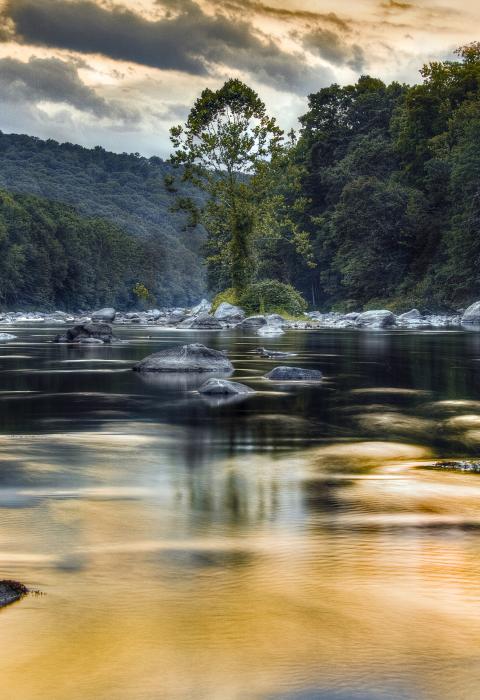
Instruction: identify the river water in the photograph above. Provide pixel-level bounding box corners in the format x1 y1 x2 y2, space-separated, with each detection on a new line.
1 324 480 700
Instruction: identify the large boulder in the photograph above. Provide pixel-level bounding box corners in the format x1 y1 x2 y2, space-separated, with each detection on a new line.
398 309 422 321
265 314 287 327
265 366 323 381
355 310 396 329
198 378 255 395
55 322 114 344
462 301 480 325
191 299 212 316
237 315 267 330
91 307 116 323
179 313 222 329
0 580 28 608
214 302 245 323
133 343 234 373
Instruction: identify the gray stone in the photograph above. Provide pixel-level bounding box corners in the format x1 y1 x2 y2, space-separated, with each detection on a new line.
355 310 396 329
214 302 245 323
0 333 16 341
133 343 234 373
198 378 255 395
191 299 212 316
265 366 323 381
179 313 222 329
0 580 28 608
254 347 296 358
237 315 267 330
462 301 480 325
91 307 116 323
265 314 287 327
55 322 114 343
398 309 422 321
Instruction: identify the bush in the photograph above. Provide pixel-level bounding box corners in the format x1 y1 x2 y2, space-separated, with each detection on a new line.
239 280 307 316
211 287 239 312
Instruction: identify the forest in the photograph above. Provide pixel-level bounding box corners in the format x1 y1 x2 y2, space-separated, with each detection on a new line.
0 44 479 312
0 133 207 308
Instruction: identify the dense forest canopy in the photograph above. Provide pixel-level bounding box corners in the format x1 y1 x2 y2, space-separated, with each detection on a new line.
1 44 480 312
0 132 207 307
253 43 480 312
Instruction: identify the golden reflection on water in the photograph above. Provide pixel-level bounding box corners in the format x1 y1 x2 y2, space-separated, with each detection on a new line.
1 431 480 699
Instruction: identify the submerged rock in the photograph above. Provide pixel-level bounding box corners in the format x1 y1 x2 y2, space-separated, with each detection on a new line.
198 378 255 395
462 301 480 325
265 366 323 381
257 325 285 337
355 310 396 329
91 307 116 323
133 343 234 373
0 580 28 608
55 322 114 344
253 347 296 358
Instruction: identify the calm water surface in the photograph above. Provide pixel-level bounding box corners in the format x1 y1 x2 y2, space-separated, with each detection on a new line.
1 325 480 700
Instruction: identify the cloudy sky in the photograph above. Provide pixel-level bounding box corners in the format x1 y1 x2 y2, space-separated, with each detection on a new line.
0 0 478 157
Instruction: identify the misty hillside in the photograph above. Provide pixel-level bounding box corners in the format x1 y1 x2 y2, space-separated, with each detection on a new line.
0 131 207 306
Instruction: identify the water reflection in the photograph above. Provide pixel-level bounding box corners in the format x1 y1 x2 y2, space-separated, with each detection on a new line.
1 326 480 699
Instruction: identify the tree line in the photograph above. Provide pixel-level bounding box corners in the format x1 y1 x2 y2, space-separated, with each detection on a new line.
172 43 480 313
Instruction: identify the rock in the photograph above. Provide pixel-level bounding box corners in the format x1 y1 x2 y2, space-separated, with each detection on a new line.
165 310 188 325
0 333 16 341
198 378 255 395
214 302 245 323
133 343 234 373
79 337 104 344
265 314 287 327
179 313 223 329
191 299 212 316
55 322 114 343
355 310 396 329
0 580 28 608
257 325 285 336
432 460 480 473
398 309 422 321
146 309 162 321
253 347 296 358
265 366 323 381
91 307 116 323
237 315 267 330
462 301 480 325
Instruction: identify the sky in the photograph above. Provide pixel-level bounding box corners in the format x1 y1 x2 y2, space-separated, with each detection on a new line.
0 0 479 158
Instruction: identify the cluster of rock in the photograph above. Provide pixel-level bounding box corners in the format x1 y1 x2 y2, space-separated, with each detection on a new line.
4 300 480 333
305 308 463 329
132 343 323 399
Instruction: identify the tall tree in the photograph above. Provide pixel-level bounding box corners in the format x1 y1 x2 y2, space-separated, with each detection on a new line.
170 79 283 296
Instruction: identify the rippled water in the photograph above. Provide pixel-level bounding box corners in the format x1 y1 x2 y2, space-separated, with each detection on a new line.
1 325 480 700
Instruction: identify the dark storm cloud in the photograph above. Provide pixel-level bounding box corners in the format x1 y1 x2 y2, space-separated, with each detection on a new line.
300 28 366 71
0 55 137 121
1 0 332 94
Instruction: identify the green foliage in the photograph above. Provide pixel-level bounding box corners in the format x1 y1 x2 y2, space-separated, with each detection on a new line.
263 43 480 311
0 189 142 310
170 79 283 296
239 280 307 316
0 132 207 306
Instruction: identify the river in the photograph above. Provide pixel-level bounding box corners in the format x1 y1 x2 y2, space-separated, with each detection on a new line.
1 324 480 700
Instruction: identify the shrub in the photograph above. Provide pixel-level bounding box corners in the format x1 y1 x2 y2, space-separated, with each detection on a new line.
239 280 307 316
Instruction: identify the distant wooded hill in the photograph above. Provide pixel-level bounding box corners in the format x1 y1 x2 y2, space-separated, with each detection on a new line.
0 132 207 308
